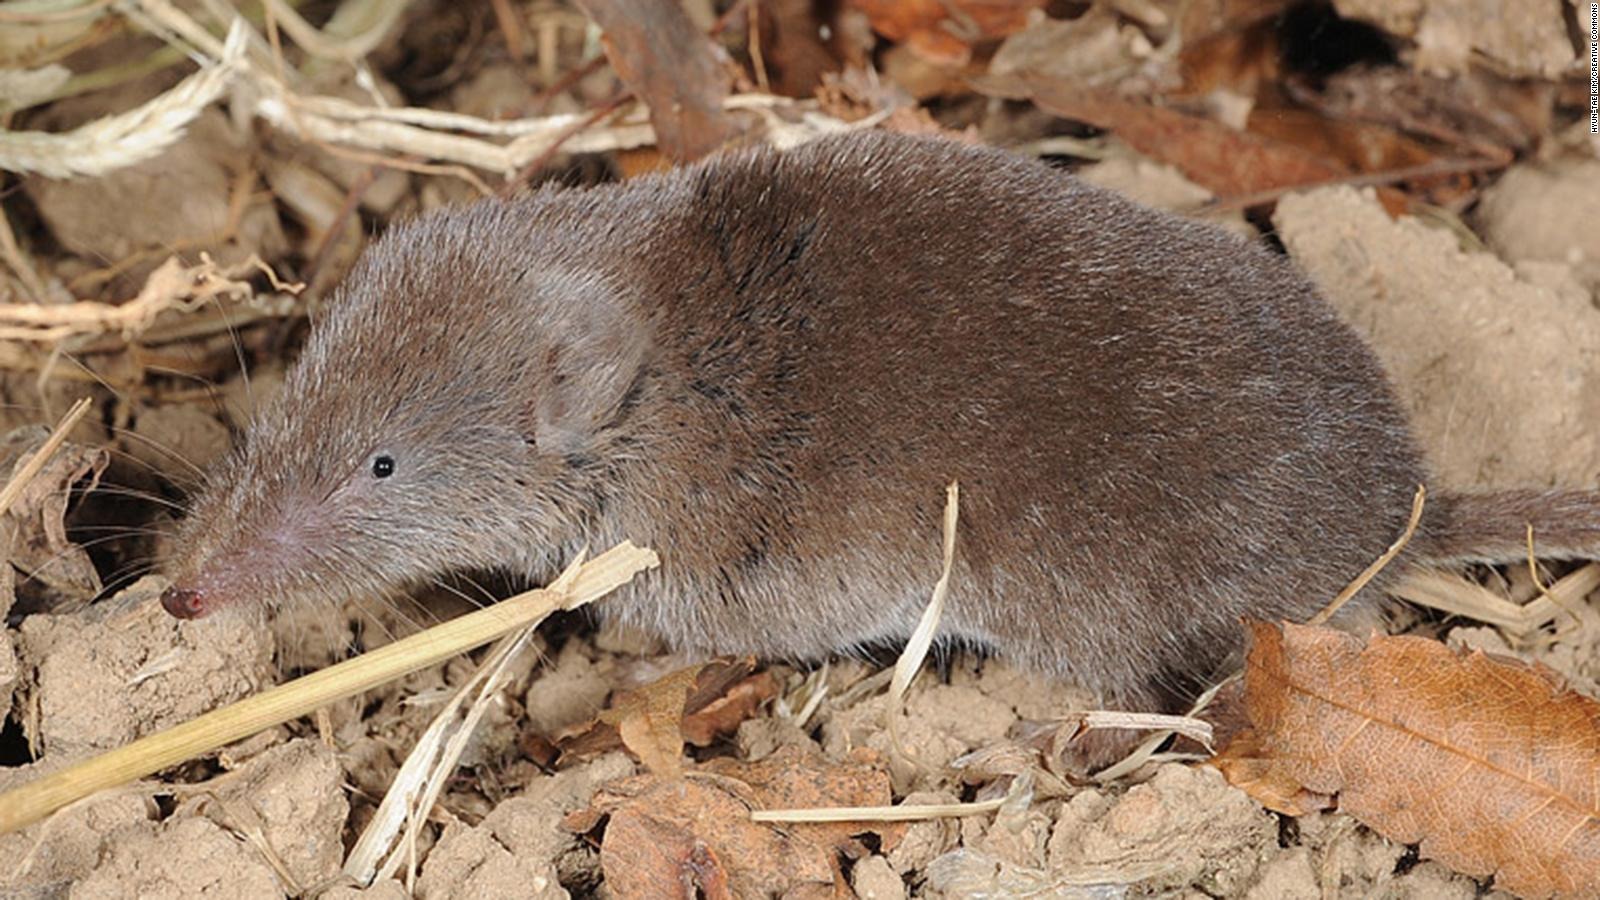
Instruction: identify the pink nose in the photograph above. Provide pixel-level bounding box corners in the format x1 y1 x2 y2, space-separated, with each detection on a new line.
160 585 208 619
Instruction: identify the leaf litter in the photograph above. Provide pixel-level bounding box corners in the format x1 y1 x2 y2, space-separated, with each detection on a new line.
2 0 1600 897
1216 621 1600 899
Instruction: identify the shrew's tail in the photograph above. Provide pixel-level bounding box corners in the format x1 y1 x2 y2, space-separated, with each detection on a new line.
1425 490 1600 565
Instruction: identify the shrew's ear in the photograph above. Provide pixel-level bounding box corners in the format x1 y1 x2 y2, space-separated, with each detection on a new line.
533 271 650 454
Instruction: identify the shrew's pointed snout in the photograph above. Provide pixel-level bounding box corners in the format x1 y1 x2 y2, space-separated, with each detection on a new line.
160 585 209 619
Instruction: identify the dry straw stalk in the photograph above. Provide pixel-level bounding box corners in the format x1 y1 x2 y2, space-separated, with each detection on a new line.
0 541 659 835
0 19 248 179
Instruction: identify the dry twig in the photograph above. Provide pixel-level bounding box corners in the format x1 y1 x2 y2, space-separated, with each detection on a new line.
0 254 299 344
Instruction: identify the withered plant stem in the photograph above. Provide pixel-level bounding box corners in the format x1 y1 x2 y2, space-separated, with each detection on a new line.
0 542 658 835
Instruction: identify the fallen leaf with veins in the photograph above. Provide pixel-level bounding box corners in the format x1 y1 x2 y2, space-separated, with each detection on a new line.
680 670 778 746
1219 621 1600 899
583 746 899 898
554 657 775 770
604 663 699 777
702 746 905 856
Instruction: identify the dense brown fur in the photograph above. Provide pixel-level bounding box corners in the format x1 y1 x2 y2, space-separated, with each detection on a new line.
163 131 1600 728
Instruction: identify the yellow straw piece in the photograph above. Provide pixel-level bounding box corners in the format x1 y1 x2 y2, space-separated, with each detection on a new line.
0 541 658 835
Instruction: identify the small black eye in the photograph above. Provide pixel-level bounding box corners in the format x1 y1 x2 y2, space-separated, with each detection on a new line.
371 455 395 478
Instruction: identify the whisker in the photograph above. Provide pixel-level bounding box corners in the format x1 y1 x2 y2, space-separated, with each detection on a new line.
210 289 255 423
107 428 209 481
0 401 217 489
63 524 172 540
424 574 494 612
451 571 500 607
98 562 159 598
303 542 435 643
77 483 189 514
61 393 214 481
13 531 158 593
98 554 158 582
354 592 434 646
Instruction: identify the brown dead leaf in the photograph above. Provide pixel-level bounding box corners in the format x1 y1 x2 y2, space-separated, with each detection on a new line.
849 0 1044 67
1221 621 1600 899
974 72 1348 200
1208 729 1334 817
575 0 740 162
703 745 904 855
1173 0 1288 97
558 657 771 771
1245 105 1436 180
604 664 699 777
596 775 832 898
681 670 779 746
587 745 897 898
0 425 107 608
518 729 559 769
749 0 846 98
